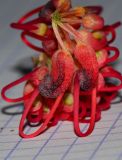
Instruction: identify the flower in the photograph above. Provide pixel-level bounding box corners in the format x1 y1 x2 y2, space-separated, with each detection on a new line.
1 0 122 138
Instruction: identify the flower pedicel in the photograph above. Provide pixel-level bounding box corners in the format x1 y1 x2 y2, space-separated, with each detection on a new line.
1 0 122 138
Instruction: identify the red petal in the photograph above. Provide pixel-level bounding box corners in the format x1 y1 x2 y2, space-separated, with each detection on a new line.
74 43 99 90
39 50 74 98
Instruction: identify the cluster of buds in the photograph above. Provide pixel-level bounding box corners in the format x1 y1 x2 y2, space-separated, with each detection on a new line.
1 0 122 138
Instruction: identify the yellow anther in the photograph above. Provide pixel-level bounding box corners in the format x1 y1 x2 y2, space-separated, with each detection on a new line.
93 31 103 40
64 93 74 105
96 51 102 58
39 53 47 62
43 106 50 113
36 23 48 36
32 53 49 66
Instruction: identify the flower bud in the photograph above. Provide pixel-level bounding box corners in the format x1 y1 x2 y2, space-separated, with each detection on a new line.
52 0 71 11
82 14 104 30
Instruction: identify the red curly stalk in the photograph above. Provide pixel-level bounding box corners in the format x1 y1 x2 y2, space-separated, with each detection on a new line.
73 73 97 137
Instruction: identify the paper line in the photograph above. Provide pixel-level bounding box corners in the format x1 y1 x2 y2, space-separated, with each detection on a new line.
32 122 62 160
5 127 31 160
89 112 122 160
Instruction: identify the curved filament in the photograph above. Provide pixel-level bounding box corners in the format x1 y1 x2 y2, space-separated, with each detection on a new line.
21 32 45 52
11 23 37 31
18 6 44 24
100 69 122 92
73 73 97 137
111 21 121 29
103 25 116 44
105 46 119 63
19 87 64 138
1 69 38 103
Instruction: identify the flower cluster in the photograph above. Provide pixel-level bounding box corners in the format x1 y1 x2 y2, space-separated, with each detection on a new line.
1 0 122 138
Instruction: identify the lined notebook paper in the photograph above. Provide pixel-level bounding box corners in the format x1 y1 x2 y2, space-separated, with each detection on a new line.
0 97 122 160
0 0 122 160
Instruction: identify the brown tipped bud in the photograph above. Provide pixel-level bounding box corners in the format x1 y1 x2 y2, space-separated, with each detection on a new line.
52 0 71 11
39 1 55 22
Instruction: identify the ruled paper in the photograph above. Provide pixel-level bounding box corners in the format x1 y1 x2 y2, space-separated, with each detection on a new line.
0 0 122 160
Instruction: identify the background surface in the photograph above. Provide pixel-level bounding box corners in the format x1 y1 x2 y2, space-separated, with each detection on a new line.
0 0 122 160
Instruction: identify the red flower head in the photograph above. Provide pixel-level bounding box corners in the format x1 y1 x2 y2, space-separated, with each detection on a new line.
1 0 122 138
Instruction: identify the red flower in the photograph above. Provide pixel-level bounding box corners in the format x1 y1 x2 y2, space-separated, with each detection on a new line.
1 0 122 138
